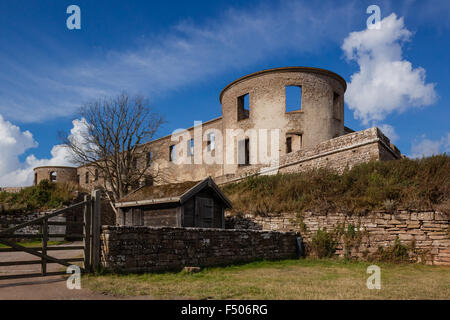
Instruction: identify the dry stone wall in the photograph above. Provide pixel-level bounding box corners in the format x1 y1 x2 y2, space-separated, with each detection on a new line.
0 211 66 241
100 226 300 273
225 210 450 265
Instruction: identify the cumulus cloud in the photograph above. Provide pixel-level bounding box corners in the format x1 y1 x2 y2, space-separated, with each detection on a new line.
342 13 437 124
0 115 37 177
0 116 88 187
409 133 450 158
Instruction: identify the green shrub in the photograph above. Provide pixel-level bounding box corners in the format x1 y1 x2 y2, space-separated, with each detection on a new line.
371 237 411 263
310 229 338 258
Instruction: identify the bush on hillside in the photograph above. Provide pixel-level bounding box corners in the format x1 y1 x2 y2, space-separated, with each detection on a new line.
0 180 80 214
223 155 450 215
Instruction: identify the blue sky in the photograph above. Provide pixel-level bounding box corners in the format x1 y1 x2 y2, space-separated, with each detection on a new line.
0 0 449 186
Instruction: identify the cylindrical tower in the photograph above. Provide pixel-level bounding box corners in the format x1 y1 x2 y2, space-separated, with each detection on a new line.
33 166 78 186
219 66 346 175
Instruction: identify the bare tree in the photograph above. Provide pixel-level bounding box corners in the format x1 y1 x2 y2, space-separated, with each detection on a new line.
62 92 163 213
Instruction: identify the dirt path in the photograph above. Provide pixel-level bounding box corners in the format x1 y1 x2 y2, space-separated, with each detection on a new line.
0 242 130 300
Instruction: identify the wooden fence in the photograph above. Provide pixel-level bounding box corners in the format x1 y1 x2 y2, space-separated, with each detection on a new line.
0 189 101 280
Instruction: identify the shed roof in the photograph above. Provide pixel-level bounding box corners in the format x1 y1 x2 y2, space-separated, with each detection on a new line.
115 177 232 209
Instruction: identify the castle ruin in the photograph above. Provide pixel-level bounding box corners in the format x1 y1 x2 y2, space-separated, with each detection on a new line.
33 67 402 190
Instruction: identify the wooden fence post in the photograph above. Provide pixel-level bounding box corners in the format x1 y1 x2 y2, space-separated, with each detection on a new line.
41 215 48 275
83 194 91 272
91 189 101 271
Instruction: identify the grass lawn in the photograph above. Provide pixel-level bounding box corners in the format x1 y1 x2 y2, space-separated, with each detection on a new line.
0 240 67 248
83 259 450 300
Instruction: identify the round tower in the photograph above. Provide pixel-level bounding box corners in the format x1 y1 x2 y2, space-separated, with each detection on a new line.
219 66 347 174
33 166 78 186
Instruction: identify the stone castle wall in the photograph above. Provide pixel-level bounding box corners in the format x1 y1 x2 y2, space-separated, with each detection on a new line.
100 226 300 273
27 68 403 193
220 67 347 177
216 127 401 185
33 166 78 186
225 210 450 265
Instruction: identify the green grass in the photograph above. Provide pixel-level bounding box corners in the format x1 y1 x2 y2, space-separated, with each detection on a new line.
0 240 67 248
223 155 450 214
84 259 450 299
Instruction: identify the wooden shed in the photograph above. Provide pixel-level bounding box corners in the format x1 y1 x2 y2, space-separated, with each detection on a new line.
115 177 232 228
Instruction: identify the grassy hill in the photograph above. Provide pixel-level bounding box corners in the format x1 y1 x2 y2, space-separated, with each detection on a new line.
0 180 81 214
222 155 450 215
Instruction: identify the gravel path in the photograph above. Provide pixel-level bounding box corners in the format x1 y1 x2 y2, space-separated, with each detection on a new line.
0 242 123 300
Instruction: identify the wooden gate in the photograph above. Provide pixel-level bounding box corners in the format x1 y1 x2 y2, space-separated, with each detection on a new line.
0 189 102 280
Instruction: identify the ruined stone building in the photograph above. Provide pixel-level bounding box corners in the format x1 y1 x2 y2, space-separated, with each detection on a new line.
33 67 402 190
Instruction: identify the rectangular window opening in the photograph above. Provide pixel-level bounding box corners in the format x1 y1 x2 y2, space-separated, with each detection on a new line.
286 137 292 153
333 92 340 119
188 139 194 156
169 145 175 162
207 133 215 151
238 138 250 166
237 93 250 121
285 86 302 112
147 151 153 166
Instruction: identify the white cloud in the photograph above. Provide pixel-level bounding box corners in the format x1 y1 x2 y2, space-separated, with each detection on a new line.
342 13 437 124
0 114 37 176
377 123 399 143
409 133 450 158
0 116 88 187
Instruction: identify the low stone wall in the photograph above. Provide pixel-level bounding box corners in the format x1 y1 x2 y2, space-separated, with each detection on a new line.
0 187 26 193
0 197 116 240
0 212 44 236
0 211 66 241
225 210 450 265
101 226 300 273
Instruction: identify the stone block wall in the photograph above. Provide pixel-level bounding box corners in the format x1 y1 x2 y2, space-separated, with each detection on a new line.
216 127 402 185
100 226 300 273
33 166 78 186
225 210 450 265
0 187 26 193
0 195 115 241
0 211 67 241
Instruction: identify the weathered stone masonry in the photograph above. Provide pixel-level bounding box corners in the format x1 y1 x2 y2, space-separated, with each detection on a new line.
226 210 450 265
216 127 401 184
30 67 403 193
101 226 299 272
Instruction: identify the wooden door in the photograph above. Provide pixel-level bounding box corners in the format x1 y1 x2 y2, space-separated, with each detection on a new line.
195 197 214 228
